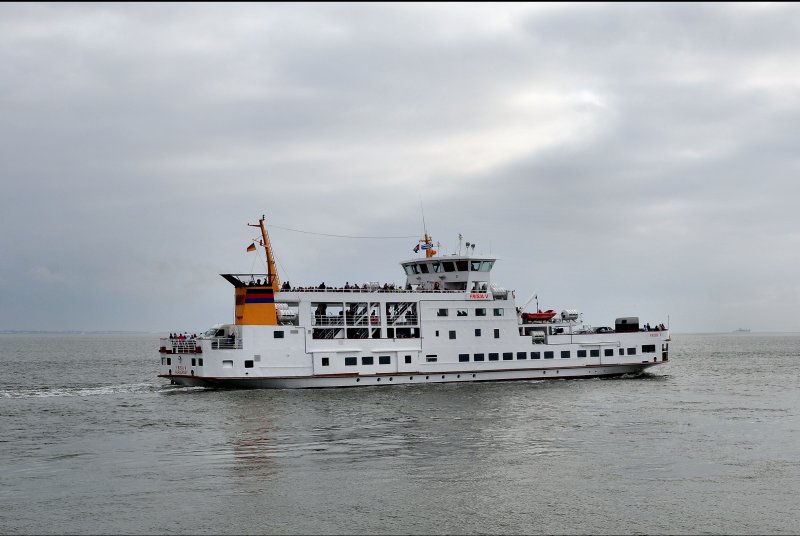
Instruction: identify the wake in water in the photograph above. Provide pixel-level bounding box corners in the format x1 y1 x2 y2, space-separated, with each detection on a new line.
0 382 204 399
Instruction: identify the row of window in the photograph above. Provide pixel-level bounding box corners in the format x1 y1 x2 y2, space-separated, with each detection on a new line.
437 308 504 317
438 328 502 339
403 259 494 276
161 357 204 366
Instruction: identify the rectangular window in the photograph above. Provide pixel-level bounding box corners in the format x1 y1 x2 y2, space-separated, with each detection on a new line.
531 352 540 359
577 350 587 358
493 308 504 316
449 330 456 340
321 357 330 366
517 352 527 360
379 355 391 365
561 351 570 359
642 344 656 353
245 360 254 368
362 356 374 365
503 352 513 360
474 353 485 362
605 349 614 357
345 357 357 366
274 331 284 338
405 355 411 364
627 347 637 355
437 308 448 317
459 353 470 362
544 351 554 359
493 329 500 338
475 308 486 317
590 349 600 357
475 329 482 336
489 352 499 361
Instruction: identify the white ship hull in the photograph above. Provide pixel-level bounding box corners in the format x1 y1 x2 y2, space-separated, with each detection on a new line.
162 361 658 389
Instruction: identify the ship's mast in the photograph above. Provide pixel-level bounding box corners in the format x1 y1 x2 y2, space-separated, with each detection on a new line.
248 214 280 291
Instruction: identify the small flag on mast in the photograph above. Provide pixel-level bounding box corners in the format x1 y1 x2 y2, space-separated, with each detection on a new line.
247 243 256 252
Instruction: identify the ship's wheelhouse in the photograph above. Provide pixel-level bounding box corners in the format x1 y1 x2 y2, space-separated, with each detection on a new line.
401 257 496 291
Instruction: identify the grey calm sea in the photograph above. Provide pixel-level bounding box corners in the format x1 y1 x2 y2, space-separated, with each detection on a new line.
1 333 798 535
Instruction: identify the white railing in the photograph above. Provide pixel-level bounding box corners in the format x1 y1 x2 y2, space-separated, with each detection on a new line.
210 337 243 350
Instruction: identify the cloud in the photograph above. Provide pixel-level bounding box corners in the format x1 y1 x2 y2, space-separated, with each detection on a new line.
1 3 799 331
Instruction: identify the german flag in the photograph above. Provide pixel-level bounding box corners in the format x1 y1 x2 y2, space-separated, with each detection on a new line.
245 288 274 303
246 243 257 252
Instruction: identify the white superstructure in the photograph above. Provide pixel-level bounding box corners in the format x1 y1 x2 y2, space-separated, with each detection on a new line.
158 217 670 388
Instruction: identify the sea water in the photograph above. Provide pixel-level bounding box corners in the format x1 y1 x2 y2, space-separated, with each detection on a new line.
1 333 798 534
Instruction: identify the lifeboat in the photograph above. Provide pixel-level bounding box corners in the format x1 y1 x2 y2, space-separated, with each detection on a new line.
522 309 557 322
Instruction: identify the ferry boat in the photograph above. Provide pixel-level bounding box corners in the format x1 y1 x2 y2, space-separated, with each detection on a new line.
158 216 670 388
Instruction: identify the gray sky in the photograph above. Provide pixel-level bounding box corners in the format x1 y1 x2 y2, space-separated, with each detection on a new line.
2 2 799 333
